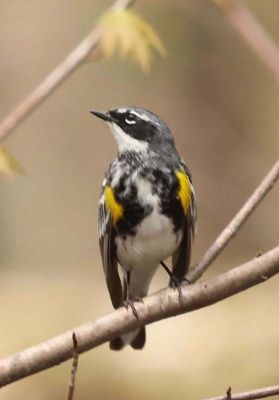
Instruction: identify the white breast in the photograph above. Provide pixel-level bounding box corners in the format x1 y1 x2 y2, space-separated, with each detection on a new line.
116 178 182 271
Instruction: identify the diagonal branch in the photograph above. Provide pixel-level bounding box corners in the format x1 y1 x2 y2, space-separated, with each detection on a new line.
0 0 135 142
0 246 278 388
212 0 279 80
204 384 279 400
187 160 279 283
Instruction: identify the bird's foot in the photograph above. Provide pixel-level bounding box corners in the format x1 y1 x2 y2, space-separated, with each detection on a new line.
169 275 190 289
122 297 143 320
160 261 190 288
170 276 190 303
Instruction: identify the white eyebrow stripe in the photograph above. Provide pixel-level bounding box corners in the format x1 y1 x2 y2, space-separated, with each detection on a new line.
130 111 152 122
117 108 128 114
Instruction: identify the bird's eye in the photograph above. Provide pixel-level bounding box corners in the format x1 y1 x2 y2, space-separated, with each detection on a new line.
125 113 137 125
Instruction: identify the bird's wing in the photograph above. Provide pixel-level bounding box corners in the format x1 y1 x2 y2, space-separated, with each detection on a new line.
171 172 197 284
98 188 123 309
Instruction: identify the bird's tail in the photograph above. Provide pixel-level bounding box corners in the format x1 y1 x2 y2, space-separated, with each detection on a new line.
110 327 146 350
109 264 157 350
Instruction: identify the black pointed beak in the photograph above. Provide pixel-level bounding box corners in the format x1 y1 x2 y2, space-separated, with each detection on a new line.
90 110 113 122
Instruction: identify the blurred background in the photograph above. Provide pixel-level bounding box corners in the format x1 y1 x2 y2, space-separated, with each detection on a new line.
0 0 278 399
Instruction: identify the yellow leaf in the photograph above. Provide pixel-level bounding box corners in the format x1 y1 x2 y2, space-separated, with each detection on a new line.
98 9 167 72
0 145 24 175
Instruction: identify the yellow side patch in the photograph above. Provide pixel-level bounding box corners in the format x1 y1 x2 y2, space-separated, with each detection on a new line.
104 186 123 224
176 170 192 214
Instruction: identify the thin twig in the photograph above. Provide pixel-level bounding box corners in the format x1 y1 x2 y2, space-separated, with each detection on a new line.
212 0 279 80
0 0 134 142
226 387 232 400
187 160 279 283
204 384 279 400
0 246 278 388
66 333 79 400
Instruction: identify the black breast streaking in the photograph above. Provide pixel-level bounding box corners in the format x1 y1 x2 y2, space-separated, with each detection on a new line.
107 151 185 236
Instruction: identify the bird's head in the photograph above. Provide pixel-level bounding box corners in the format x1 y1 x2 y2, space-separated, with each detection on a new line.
90 106 175 153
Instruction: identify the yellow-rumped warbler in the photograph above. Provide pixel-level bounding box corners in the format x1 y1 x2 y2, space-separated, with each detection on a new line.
91 107 197 350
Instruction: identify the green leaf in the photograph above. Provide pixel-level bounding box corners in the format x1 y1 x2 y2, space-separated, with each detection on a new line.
0 145 24 175
99 9 167 72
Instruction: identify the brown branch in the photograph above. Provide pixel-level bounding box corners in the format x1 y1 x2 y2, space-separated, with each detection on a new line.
66 333 79 400
212 0 279 80
204 384 279 400
0 0 135 142
0 246 278 388
187 160 279 283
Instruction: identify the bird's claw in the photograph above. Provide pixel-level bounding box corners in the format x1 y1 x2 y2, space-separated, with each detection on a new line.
170 276 190 303
122 297 143 320
170 276 190 289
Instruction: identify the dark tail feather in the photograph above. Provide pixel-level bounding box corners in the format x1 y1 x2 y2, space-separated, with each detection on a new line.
110 337 125 351
130 327 146 350
109 327 146 351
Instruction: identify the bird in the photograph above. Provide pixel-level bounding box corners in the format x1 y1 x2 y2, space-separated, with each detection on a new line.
91 106 197 350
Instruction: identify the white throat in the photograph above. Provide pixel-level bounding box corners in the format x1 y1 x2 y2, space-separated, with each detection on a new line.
108 122 148 153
